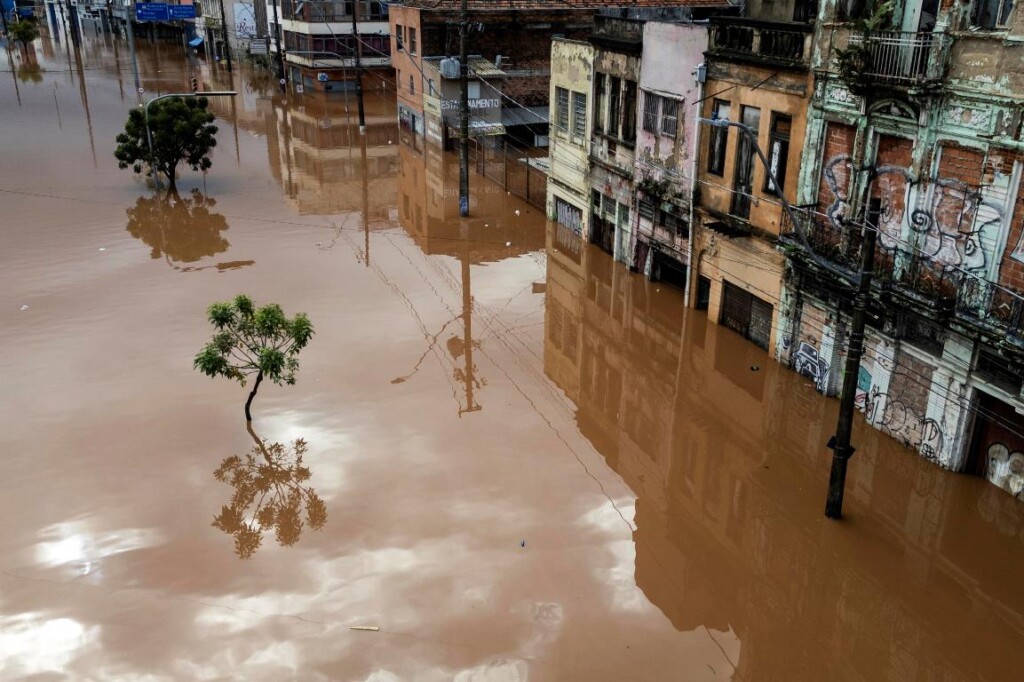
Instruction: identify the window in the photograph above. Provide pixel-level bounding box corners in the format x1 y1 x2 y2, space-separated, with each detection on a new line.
609 76 621 137
707 99 730 176
661 98 678 138
409 75 415 94
427 78 435 95
765 113 791 194
468 81 481 99
395 24 404 50
594 74 606 133
408 27 417 54
973 0 1015 29
642 92 659 134
556 86 570 136
730 105 761 219
623 80 637 143
572 91 587 140
638 200 656 221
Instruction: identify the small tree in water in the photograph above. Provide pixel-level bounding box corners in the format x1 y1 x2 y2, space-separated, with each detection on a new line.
193 295 314 421
114 96 218 193
9 20 40 55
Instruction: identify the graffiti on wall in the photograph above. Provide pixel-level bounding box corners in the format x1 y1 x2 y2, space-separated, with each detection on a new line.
985 443 1024 498
794 341 829 392
820 155 1010 276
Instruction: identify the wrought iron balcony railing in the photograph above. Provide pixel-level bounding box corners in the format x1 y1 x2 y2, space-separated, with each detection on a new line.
708 18 813 68
782 210 1024 340
841 30 949 85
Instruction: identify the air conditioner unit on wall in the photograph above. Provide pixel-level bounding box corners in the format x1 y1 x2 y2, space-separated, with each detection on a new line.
440 58 460 80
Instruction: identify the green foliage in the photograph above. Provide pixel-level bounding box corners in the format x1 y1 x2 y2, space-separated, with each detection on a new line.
638 174 675 201
9 20 40 50
125 189 229 264
833 1 896 97
114 96 218 192
194 293 314 388
212 438 327 559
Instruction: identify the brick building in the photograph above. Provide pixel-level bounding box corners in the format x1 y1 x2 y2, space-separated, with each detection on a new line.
778 0 1024 497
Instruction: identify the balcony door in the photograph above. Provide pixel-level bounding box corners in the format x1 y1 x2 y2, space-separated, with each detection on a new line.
730 105 760 220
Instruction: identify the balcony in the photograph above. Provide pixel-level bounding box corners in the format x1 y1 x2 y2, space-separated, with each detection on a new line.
281 0 389 23
832 30 949 87
590 16 644 55
708 18 813 70
782 210 1024 341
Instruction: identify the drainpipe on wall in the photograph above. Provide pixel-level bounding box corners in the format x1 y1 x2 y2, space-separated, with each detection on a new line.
684 62 706 309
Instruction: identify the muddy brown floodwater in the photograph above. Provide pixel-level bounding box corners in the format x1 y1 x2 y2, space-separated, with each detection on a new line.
1 30 1023 682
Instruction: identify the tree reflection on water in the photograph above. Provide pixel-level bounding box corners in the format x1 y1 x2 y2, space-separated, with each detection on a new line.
212 428 328 559
125 189 231 266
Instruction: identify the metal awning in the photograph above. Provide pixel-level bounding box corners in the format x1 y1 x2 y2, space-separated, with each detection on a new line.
189 37 204 48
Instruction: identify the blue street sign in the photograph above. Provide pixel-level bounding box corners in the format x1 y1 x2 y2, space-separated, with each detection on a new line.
317 72 329 83
135 3 169 21
167 4 197 19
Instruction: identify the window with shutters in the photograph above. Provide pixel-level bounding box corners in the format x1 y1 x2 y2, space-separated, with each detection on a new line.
395 24 404 51
623 80 637 143
571 91 587 142
642 92 659 134
556 87 569 137
408 27 417 55
765 113 791 195
661 98 678 138
609 77 621 137
594 74 606 133
708 100 730 176
972 0 1015 29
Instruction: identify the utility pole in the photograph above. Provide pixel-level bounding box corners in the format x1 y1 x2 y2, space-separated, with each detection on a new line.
458 0 469 217
270 0 285 88
219 0 232 72
825 219 877 518
351 0 365 133
361 128 370 266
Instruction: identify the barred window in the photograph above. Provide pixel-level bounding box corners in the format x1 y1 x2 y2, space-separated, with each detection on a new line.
642 92 659 134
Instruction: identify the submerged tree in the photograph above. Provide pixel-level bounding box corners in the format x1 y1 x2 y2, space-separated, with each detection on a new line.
114 96 218 193
193 295 314 421
212 432 327 559
9 20 40 56
125 189 230 265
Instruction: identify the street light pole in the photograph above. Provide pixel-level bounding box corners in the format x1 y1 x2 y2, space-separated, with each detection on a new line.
144 91 237 190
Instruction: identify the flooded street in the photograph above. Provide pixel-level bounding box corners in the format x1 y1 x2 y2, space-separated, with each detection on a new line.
3 33 1024 681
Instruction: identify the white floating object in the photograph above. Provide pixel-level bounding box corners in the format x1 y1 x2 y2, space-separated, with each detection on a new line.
98 247 106 251
349 626 379 632
505 241 512 247
514 209 520 216
20 304 29 311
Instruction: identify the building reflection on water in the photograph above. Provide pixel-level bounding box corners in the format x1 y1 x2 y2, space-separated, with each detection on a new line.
543 224 1024 681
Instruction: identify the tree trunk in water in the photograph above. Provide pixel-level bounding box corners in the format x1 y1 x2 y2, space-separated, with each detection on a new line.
167 167 177 193
245 371 263 422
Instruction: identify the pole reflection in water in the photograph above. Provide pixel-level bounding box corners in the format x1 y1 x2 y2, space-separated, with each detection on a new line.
212 426 328 559
543 224 1024 680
